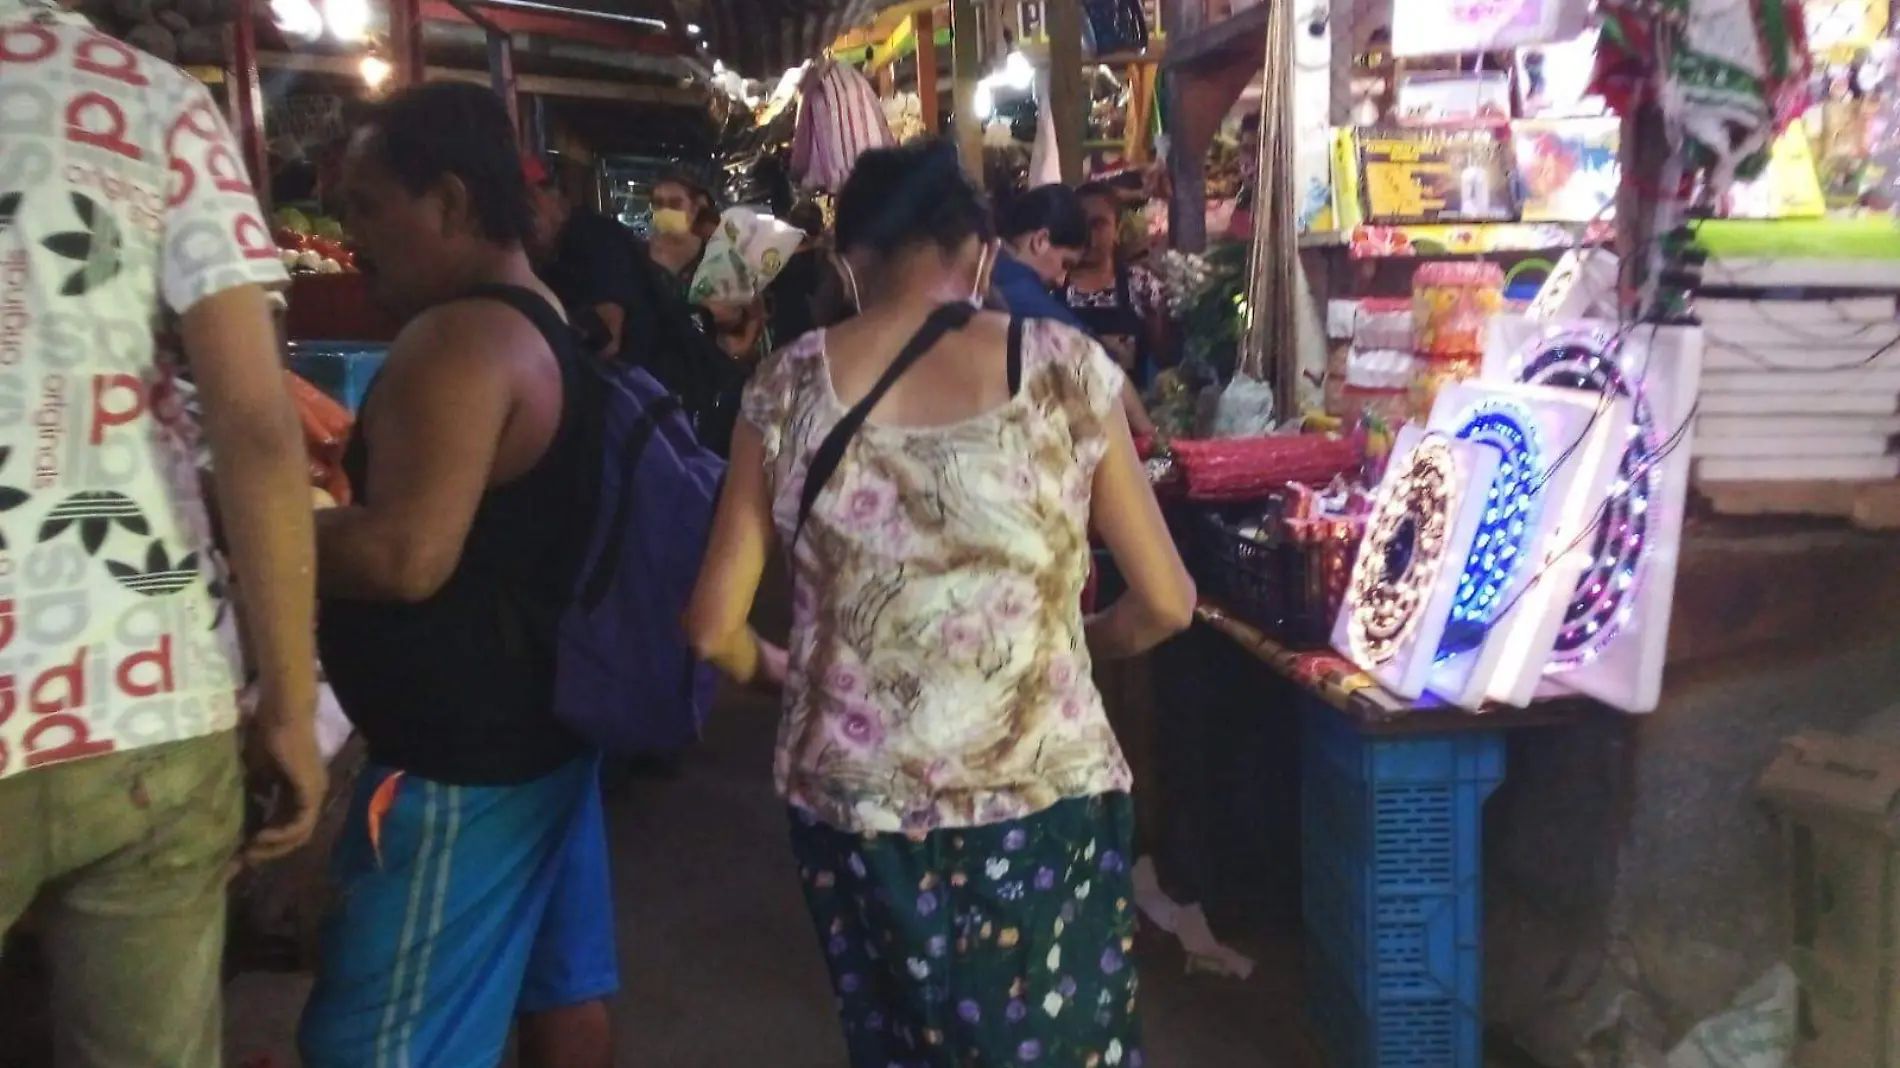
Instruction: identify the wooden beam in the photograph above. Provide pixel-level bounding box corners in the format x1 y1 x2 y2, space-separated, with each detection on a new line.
1046 0 1085 183
951 0 984 179
254 50 707 106
916 10 940 136
418 0 676 55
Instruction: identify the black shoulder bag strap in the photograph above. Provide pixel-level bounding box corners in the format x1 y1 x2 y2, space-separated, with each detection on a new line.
794 302 978 542
1007 314 1025 396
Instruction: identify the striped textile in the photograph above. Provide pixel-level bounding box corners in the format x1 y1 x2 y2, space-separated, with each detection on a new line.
791 59 898 191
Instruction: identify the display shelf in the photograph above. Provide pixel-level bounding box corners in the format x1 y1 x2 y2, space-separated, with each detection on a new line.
1305 221 1615 260
1693 218 1900 262
1195 601 1591 732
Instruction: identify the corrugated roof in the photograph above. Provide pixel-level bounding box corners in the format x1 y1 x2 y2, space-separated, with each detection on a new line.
699 0 885 78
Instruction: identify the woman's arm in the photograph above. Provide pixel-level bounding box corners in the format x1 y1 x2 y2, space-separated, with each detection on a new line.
1087 392 1196 659
684 422 786 686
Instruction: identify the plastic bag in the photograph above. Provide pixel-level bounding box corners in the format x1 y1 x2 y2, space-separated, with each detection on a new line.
689 207 807 305
1209 372 1278 438
288 371 353 506
1666 964 1796 1068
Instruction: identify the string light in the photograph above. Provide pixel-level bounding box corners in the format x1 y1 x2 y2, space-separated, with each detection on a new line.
1437 399 1543 660
1513 328 1655 669
1348 436 1460 666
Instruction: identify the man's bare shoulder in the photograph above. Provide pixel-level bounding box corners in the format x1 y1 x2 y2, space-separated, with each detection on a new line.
383 297 553 386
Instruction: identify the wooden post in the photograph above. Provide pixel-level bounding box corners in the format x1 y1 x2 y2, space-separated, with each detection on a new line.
227 0 267 201
1046 0 1085 183
951 0 985 179
916 10 941 136
486 29 519 133
388 0 426 86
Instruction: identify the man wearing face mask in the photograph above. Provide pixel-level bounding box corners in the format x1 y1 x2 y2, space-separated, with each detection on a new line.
646 166 721 285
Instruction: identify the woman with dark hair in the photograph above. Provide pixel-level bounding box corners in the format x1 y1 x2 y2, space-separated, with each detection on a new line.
686 139 1194 1068
1066 182 1172 388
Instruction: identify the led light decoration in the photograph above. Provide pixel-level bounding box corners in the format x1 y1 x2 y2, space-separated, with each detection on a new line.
1436 397 1545 657
1333 426 1501 700
1483 317 1704 713
1424 380 1633 710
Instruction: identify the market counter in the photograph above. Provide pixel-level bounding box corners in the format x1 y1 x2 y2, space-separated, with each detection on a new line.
1164 519 1900 1067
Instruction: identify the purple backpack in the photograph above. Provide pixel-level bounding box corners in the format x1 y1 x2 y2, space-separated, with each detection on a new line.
554 360 725 754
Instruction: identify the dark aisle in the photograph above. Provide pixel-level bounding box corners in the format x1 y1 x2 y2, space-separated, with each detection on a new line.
602 684 1322 1068
216 678 1319 1066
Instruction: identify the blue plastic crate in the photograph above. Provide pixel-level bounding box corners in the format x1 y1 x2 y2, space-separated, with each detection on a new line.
1300 700 1504 1068
287 342 388 413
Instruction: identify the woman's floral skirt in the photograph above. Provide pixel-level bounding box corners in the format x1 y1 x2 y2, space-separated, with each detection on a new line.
789 793 1144 1068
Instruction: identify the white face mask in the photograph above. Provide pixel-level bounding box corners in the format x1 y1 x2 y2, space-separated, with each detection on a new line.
840 256 864 314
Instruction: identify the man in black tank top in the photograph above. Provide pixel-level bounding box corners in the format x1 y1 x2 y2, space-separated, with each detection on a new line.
298 83 615 1068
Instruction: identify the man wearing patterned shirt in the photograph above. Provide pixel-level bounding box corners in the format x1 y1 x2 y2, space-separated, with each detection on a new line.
0 1 321 1063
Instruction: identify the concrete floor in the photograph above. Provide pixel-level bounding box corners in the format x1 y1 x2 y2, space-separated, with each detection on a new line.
226 686 1322 1067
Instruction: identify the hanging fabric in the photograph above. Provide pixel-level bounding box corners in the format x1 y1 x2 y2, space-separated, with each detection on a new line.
1028 65 1063 187
791 59 898 193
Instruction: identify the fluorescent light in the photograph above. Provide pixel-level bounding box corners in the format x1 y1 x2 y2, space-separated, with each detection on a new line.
973 83 994 120
482 0 667 31
270 0 323 41
324 0 370 41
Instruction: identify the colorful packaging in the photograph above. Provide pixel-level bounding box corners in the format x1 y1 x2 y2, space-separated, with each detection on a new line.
1412 261 1506 358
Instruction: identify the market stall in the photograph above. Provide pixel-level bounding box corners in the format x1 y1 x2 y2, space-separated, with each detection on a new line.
1121 0 1900 1063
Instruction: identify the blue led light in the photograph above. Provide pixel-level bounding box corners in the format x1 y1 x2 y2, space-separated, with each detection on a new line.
1437 401 1543 660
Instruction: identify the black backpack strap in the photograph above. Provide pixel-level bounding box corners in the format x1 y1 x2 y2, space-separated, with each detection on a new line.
1007 315 1024 397
795 303 977 542
1113 264 1133 311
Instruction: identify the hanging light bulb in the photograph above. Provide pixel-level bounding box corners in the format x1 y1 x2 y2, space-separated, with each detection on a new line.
359 54 392 90
325 0 371 42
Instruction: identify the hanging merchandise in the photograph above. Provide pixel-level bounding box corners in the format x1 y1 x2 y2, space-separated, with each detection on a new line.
1081 0 1149 55
1594 0 1812 192
1423 381 1633 710
1391 0 1591 58
1482 317 1705 714
1028 65 1064 187
790 59 897 192
1332 425 1502 699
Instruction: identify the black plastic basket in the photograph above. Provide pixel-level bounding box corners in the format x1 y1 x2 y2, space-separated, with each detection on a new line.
1180 500 1338 648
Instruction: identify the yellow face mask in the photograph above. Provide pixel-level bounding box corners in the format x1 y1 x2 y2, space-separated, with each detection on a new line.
651 208 691 235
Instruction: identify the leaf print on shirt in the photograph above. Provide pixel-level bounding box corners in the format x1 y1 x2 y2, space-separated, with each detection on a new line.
39 491 150 555
0 448 29 550
0 192 22 238
105 541 201 596
42 193 125 296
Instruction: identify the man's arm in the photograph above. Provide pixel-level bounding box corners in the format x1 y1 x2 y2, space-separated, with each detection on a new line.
160 74 320 861
316 305 523 602
180 284 321 861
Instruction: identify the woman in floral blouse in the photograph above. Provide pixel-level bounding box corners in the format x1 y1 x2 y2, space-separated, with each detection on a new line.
686 140 1195 1068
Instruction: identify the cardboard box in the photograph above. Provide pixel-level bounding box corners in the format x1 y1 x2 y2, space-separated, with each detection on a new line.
1353 127 1518 225
1759 731 1900 1068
